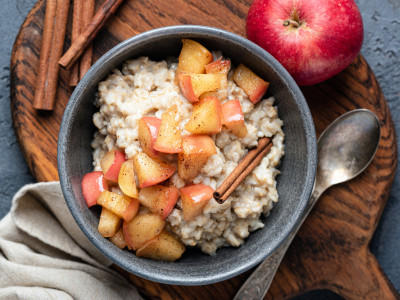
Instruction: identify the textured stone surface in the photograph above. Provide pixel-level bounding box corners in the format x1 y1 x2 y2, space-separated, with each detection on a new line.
361 0 400 294
0 0 35 219
1 0 399 298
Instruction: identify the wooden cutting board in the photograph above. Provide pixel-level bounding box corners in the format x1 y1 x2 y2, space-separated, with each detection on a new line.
10 0 399 299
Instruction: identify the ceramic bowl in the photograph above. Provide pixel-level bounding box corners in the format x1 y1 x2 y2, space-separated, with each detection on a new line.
58 25 317 285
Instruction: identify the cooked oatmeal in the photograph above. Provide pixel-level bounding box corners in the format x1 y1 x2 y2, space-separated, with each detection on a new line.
92 56 284 255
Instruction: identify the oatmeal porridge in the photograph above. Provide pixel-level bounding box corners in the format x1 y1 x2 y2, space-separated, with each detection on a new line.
88 40 284 257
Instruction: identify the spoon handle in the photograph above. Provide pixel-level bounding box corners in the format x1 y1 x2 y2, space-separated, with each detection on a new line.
234 187 323 300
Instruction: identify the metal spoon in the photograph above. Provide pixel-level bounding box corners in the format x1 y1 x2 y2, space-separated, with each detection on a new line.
234 109 381 300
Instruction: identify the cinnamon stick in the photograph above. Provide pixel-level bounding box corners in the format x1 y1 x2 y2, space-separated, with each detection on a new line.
69 0 83 86
79 0 95 80
214 137 272 204
33 0 70 110
59 0 125 70
33 0 57 108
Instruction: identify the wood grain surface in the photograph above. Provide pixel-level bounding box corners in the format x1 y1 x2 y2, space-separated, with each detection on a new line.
10 0 399 299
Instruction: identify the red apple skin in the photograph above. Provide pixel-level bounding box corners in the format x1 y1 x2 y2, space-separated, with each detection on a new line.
246 0 363 85
205 58 231 75
180 184 214 221
81 171 108 207
138 117 161 158
138 185 179 219
163 186 179 219
121 198 140 221
101 150 127 182
178 74 198 103
133 152 176 188
249 84 268 104
221 100 248 137
221 100 244 124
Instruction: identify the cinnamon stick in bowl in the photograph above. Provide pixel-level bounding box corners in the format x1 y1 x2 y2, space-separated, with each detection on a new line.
214 137 272 204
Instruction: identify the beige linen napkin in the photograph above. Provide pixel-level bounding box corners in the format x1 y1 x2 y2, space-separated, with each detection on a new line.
0 182 142 300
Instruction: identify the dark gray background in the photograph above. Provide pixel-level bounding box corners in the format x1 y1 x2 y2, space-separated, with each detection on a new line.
0 0 398 299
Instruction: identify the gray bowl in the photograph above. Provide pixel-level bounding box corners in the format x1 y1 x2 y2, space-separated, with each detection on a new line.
58 25 316 285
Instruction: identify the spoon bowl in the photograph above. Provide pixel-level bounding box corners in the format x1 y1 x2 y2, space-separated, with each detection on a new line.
317 109 381 192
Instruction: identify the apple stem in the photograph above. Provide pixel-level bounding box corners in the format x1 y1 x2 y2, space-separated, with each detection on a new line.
283 19 300 28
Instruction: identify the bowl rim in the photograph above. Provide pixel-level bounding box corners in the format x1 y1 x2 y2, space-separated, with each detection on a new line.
58 24 317 285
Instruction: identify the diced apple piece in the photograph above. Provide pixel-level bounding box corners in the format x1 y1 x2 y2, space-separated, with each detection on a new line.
221 100 248 138
136 230 185 262
123 200 140 221
138 117 161 158
177 39 213 74
178 135 217 181
221 100 244 123
202 58 230 100
100 149 127 182
233 64 269 104
98 207 121 238
138 185 179 219
205 58 231 75
179 73 224 103
133 152 176 188
178 73 197 103
199 77 228 101
153 105 182 153
185 96 222 135
110 227 127 249
81 171 108 207
123 213 165 250
118 160 138 198
180 184 214 221
97 190 139 222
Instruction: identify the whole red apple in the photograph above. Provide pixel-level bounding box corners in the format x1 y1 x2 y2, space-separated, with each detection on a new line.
246 0 363 85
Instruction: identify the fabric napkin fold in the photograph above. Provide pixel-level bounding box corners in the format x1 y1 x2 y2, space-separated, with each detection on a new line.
0 182 142 300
